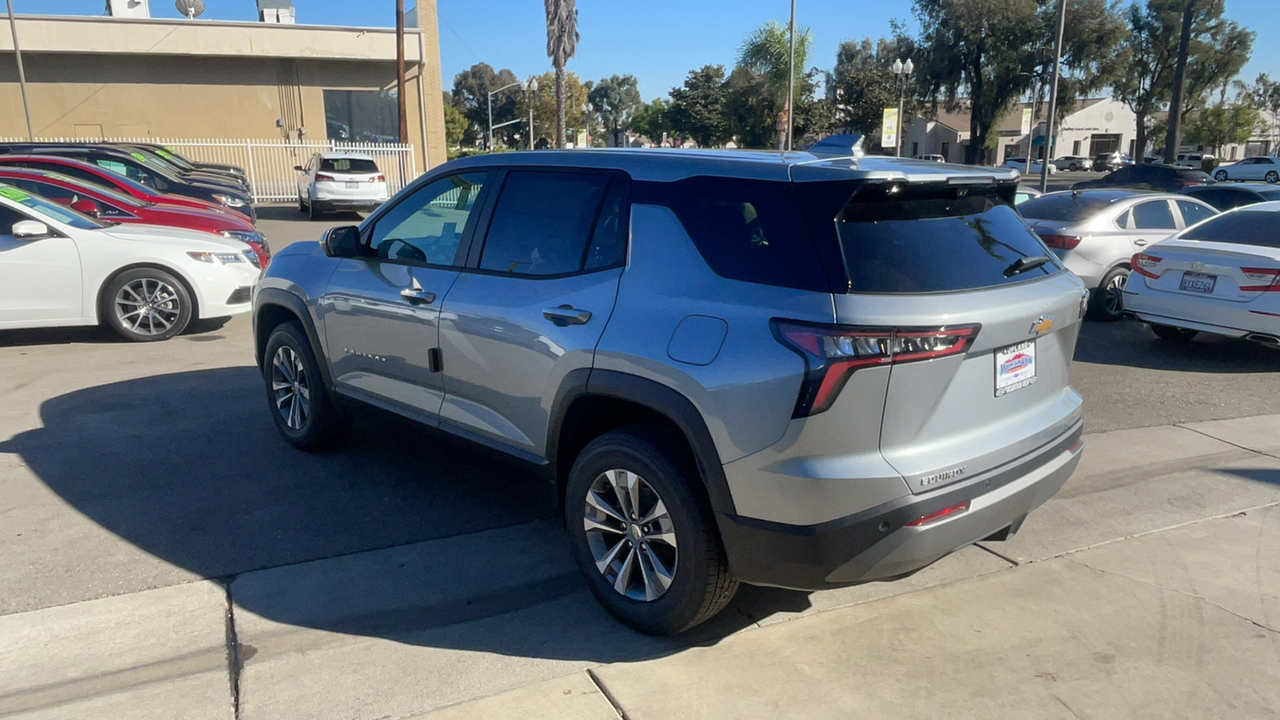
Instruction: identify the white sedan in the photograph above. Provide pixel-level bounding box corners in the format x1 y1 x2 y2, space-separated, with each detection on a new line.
1002 157 1058 176
0 184 262 341
1212 156 1280 183
1125 201 1280 346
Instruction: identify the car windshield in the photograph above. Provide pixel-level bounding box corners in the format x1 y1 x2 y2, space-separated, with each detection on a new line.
43 172 145 208
148 147 195 170
1016 193 1117 222
1180 210 1280 249
123 151 184 181
320 157 380 173
0 184 108 229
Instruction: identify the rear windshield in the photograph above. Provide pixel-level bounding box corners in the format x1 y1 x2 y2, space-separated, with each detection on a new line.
833 185 1062 293
1181 210 1280 248
1178 169 1214 182
320 158 379 173
1017 193 1116 222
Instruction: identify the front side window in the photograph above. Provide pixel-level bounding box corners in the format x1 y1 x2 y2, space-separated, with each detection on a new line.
366 172 486 266
1131 200 1176 230
478 170 612 276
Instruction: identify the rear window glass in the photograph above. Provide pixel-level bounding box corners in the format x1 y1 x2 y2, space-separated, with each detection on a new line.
1181 210 1280 248
1178 170 1213 182
320 158 379 173
833 186 1062 293
1017 193 1116 222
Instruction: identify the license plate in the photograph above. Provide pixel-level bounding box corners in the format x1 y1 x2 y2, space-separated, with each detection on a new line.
345 182 360 189
995 341 1037 397
1180 271 1216 293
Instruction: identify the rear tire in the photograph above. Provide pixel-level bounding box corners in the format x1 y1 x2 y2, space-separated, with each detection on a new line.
298 195 307 213
1088 267 1130 321
1267 171 1279 184
1214 169 1229 181
263 321 348 451
1150 324 1198 342
308 198 322 220
102 267 192 342
1068 163 1079 171
564 426 738 636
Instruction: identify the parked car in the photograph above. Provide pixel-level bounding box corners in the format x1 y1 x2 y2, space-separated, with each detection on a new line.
1174 152 1214 169
1015 186 1043 205
115 144 250 194
1209 156 1280 183
119 142 247 182
0 183 260 341
1181 183 1280 211
1002 157 1057 175
1017 189 1218 319
1071 163 1214 193
254 149 1088 635
913 154 945 162
1092 152 1133 172
295 152 389 219
1143 154 1166 165
0 143 249 196
1125 202 1280 346
0 145 254 221
0 155 235 218
1052 156 1092 172
0 167 270 267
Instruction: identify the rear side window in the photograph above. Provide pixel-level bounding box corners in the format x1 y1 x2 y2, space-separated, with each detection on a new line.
1176 200 1216 227
1018 194 1116 222
479 170 612 276
320 157 379 173
1187 188 1252 209
1182 210 1280 248
1131 200 1176 230
831 185 1062 293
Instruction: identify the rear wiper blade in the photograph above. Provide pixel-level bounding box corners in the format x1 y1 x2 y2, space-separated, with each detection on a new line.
1004 255 1051 277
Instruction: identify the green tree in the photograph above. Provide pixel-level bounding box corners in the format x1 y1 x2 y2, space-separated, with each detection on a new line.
631 98 674 144
1184 104 1260 156
724 67 776 148
1112 1 1182 162
667 65 730 147
442 92 468 148
451 63 520 147
1036 0 1128 128
544 0 580 148
519 71 590 148
829 37 916 153
1243 73 1280 146
737 20 813 149
589 74 643 147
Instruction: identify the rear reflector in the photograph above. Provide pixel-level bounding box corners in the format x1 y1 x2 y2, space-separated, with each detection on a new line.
1038 233 1082 250
906 501 971 527
1132 252 1163 278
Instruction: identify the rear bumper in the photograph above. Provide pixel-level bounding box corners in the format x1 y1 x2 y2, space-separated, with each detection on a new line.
1125 289 1280 338
717 421 1083 590
312 198 386 211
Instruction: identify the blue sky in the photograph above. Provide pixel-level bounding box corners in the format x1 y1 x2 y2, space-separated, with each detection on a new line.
31 0 1280 101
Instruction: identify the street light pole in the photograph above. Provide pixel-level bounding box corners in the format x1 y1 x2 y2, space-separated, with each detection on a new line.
486 80 524 152
526 77 538 149
395 0 407 144
1040 0 1067 192
6 0 34 141
785 0 796 151
892 58 913 157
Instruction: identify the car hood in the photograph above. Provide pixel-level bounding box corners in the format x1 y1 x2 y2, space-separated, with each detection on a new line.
96 223 249 251
145 204 254 232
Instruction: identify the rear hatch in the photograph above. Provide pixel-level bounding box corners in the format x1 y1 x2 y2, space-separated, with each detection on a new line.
316 157 385 196
794 179 1086 494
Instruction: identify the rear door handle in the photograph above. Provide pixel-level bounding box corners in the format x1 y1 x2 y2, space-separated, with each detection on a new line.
543 305 592 326
1134 239 1149 246
400 287 436 304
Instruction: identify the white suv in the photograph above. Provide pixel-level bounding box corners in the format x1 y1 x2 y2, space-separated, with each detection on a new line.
295 152 389 220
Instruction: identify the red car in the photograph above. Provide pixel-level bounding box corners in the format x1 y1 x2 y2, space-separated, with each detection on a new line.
0 166 271 267
0 155 236 219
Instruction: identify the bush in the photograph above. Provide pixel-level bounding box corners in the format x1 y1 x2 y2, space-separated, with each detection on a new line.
1201 157 1220 172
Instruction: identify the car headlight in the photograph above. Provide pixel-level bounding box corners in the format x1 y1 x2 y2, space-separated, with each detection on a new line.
187 251 246 264
219 230 261 243
213 193 246 208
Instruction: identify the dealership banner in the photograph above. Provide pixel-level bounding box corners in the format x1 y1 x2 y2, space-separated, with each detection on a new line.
881 108 899 150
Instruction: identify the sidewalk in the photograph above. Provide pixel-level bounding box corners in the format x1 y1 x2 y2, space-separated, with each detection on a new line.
3 416 1279 719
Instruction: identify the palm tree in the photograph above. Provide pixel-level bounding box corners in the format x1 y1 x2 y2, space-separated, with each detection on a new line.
738 20 812 150
544 0 580 148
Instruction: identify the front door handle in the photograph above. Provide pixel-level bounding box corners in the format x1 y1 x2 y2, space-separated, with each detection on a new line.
543 305 592 326
400 287 436 304
1134 239 1149 247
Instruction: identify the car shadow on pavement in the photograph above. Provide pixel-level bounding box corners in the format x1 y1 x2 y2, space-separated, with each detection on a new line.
1074 319 1280 373
0 367 812 662
0 320 232 348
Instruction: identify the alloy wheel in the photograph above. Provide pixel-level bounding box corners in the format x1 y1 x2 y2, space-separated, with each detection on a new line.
1104 271 1128 316
1267 171 1279 184
583 468 679 602
271 346 311 431
114 278 182 336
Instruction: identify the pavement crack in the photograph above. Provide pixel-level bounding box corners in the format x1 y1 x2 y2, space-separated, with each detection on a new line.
975 543 1021 566
1064 557 1280 635
586 668 631 720
1176 425 1280 463
222 577 244 720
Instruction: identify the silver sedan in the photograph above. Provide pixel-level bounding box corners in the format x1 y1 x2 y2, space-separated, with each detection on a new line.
1017 190 1219 319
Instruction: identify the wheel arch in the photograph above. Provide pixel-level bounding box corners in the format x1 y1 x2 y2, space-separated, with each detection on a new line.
253 288 334 389
95 262 200 325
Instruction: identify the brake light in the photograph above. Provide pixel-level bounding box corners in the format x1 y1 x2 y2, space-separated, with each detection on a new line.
906 501 971 527
1038 234 1082 250
373 174 386 182
1132 253 1163 279
1240 267 1280 292
772 320 981 417
315 173 337 182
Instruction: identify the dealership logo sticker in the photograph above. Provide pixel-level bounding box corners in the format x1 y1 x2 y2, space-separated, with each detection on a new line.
995 341 1038 397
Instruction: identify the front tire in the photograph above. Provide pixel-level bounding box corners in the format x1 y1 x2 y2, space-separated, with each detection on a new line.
1150 324 1198 342
564 427 738 635
263 322 348 451
1267 171 1279 184
103 268 192 342
1088 267 1130 321
1214 169 1229 181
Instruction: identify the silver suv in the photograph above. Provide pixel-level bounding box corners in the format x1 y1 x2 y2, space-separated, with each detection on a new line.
252 149 1087 635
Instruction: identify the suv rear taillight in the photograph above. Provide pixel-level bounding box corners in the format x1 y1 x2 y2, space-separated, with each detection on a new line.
772 320 981 418
315 173 337 182
1240 267 1280 292
1132 253 1162 278
373 174 386 182
1038 234 1082 250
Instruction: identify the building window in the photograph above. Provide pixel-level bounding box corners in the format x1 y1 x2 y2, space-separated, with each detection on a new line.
911 142 919 157
323 89 401 143
1072 140 1081 155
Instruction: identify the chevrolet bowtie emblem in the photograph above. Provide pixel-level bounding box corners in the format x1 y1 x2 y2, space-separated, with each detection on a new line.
1030 316 1055 335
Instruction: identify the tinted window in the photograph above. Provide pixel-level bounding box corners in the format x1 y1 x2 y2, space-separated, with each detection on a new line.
1181 210 1280 248
1176 200 1216 227
834 186 1061 293
1259 190 1280 201
1131 200 1176 230
584 178 628 271
0 205 24 234
1177 169 1213 183
1186 188 1253 210
9 179 77 202
0 185 106 229
319 157 379 174
480 171 611 276
1018 193 1117 222
638 176 828 291
368 172 485 266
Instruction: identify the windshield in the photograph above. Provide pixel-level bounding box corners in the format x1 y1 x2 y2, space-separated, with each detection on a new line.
124 151 184 182
0 185 108 229
1017 193 1117 222
149 148 195 171
43 172 145 208
1181 210 1280 248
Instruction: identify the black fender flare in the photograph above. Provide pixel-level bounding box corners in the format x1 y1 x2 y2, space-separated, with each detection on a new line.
253 288 334 390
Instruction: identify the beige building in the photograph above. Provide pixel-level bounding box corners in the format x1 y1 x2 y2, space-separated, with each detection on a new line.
0 4 447 170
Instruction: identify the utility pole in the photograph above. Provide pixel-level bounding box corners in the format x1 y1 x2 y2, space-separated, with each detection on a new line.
1164 0 1198 164
6 0 34 141
1040 0 1067 192
785 0 796 151
395 0 408 144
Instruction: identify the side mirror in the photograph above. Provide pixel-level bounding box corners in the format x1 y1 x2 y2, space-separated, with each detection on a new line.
71 198 100 217
12 219 51 240
293 165 304 172
322 225 361 258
